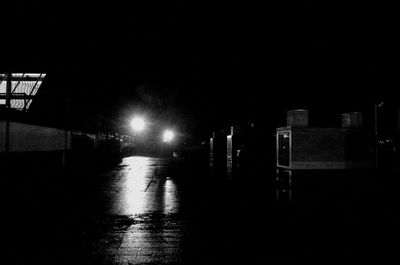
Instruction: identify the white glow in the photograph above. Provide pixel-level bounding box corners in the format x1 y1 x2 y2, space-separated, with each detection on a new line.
122 157 152 215
163 130 175 142
130 117 146 132
118 173 180 263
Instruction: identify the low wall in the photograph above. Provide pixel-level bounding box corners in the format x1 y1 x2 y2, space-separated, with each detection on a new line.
0 121 70 153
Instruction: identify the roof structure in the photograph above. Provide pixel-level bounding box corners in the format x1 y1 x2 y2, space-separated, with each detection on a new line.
0 73 46 111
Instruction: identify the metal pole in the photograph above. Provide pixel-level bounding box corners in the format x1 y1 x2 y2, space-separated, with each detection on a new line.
63 98 70 168
375 104 378 169
5 73 11 153
6 73 11 108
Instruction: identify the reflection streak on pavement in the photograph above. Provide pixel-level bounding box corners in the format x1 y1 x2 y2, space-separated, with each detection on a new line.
97 156 184 264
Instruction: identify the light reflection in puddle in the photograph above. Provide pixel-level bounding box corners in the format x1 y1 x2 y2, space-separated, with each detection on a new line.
109 156 183 263
122 157 152 215
110 156 179 216
164 178 179 214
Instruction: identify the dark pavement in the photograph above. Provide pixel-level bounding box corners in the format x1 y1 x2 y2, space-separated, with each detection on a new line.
4 155 400 264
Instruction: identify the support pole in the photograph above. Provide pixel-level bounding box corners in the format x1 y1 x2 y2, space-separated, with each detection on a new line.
6 73 11 108
63 98 70 168
375 104 378 169
5 73 11 153
375 102 383 169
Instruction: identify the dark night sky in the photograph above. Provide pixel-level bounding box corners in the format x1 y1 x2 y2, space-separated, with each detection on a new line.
1 1 398 137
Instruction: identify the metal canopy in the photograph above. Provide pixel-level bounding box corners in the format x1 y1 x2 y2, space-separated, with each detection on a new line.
0 73 46 111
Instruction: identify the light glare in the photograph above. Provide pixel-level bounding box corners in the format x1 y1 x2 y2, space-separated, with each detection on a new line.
163 130 175 142
130 117 145 132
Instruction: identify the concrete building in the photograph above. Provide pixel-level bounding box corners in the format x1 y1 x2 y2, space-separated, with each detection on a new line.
277 110 374 170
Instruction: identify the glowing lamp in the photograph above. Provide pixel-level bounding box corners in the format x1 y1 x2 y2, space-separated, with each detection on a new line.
130 117 145 132
163 130 175 142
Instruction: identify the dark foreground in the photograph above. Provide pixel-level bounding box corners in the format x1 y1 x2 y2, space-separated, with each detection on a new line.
4 155 400 265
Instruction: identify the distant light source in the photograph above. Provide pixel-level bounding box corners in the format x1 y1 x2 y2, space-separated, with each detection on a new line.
163 130 175 143
130 117 146 132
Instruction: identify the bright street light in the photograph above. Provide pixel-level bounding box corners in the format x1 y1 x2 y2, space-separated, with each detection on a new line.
130 117 146 132
163 129 175 143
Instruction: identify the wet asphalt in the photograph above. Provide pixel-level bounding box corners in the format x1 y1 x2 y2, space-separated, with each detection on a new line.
4 155 400 264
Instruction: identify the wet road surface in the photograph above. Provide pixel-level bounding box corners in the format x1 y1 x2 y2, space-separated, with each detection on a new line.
5 155 400 264
89 157 191 264
85 156 271 264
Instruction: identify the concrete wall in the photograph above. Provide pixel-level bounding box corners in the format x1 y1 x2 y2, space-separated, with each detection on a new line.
0 121 71 153
287 109 308 126
291 127 346 168
277 126 374 170
0 121 5 152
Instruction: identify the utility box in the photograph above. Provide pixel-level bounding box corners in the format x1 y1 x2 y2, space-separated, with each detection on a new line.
287 109 309 127
276 126 374 170
341 112 363 128
210 129 227 174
